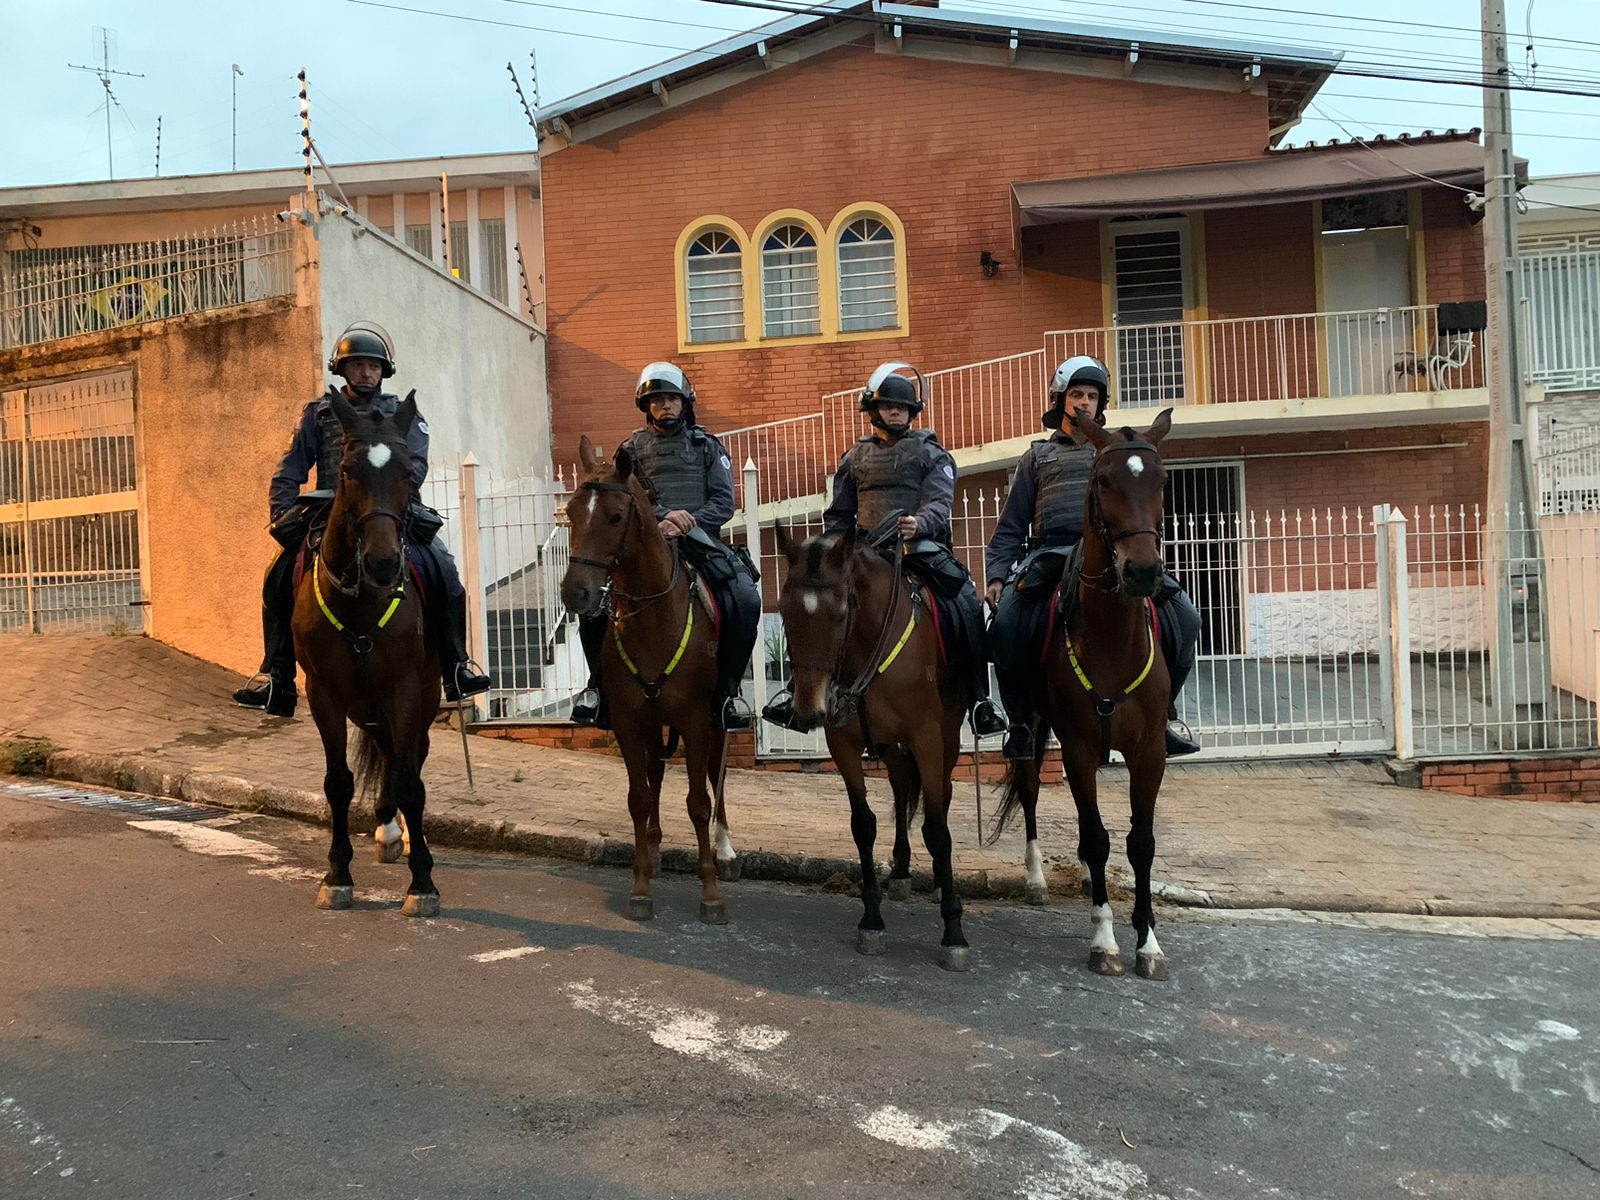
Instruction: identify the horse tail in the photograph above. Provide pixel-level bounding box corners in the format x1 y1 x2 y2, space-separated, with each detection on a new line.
353 729 390 809
985 755 1038 846
661 726 680 759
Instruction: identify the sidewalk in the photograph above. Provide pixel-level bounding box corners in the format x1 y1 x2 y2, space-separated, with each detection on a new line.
5 635 1598 918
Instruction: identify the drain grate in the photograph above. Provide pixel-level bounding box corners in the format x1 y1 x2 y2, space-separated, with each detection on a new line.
2 781 224 823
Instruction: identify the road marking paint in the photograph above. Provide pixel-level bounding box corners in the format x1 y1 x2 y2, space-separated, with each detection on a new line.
471 946 546 963
1 1094 73 1179
562 980 788 1078
129 820 280 861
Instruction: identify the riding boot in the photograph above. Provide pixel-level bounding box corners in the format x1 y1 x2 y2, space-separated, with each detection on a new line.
760 690 811 733
233 544 299 718
570 613 609 729
954 584 1007 736
439 588 492 703
990 665 1035 760
1157 583 1202 757
709 574 759 732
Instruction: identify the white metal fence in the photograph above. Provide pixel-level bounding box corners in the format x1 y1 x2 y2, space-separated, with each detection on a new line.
1535 425 1600 515
1 370 144 634
1 216 295 349
444 455 1600 763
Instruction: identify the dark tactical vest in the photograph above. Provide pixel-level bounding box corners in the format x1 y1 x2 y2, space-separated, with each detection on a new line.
628 425 713 512
1031 437 1093 546
312 390 399 492
850 429 938 531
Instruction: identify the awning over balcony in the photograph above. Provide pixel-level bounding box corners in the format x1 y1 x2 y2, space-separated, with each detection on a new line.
1013 138 1517 225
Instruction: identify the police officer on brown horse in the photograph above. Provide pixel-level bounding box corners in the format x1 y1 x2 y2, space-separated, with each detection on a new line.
232 322 490 716
985 355 1200 760
568 362 761 733
763 361 1007 739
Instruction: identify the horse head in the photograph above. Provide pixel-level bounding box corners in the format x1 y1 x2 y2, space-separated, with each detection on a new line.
1074 407 1173 598
328 388 416 590
774 523 857 732
561 434 649 617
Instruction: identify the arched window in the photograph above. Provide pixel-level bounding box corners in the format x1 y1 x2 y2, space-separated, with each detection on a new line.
684 228 744 344
836 216 898 332
761 224 821 338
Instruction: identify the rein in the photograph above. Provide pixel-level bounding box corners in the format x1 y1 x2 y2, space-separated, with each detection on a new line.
1068 436 1166 764
826 528 919 734
572 477 695 702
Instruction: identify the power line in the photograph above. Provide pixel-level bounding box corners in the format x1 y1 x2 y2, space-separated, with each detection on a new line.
345 0 719 54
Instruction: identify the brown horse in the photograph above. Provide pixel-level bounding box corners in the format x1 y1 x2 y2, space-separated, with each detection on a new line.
773 524 971 971
559 436 739 923
989 408 1175 979
292 390 442 917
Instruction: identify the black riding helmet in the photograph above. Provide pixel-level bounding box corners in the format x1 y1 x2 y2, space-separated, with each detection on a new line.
1042 355 1109 429
327 321 396 378
635 361 697 430
859 362 927 441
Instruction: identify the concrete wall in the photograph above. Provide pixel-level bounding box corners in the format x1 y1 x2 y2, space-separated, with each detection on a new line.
314 208 550 481
0 296 321 674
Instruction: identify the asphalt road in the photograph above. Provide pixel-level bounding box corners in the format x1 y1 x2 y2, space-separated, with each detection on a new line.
2 780 1597 1200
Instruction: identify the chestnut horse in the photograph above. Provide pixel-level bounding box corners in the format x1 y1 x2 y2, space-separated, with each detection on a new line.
560 436 739 923
774 524 971 971
293 390 442 917
989 408 1176 979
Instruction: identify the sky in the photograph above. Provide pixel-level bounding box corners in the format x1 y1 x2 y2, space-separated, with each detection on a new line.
2 0 1597 190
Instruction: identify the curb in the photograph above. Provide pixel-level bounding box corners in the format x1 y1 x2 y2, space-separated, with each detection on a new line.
34 748 1600 922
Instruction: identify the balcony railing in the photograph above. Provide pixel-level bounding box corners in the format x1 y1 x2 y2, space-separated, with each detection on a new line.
720 305 1490 510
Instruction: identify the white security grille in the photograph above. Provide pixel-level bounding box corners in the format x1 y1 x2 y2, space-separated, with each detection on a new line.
686 229 745 344
761 224 821 338
1519 249 1600 392
1113 225 1189 407
1 370 143 634
837 217 898 332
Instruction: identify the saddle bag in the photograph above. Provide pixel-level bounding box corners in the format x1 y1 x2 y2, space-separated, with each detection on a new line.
268 491 334 549
1010 545 1073 594
406 503 444 546
679 526 740 585
903 538 970 601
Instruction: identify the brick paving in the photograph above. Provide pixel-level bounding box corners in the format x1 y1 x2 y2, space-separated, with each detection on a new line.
4 635 1598 917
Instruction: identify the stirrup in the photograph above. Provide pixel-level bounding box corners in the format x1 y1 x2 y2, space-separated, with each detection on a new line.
713 695 754 732
570 687 602 726
970 697 1007 738
1001 723 1034 761
1165 718 1201 758
444 659 492 702
760 691 809 733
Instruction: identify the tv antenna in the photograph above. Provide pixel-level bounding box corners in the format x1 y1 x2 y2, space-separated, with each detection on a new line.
68 26 143 179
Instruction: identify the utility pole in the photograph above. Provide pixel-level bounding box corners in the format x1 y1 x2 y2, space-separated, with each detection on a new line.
232 64 245 171
1481 0 1548 747
68 27 143 180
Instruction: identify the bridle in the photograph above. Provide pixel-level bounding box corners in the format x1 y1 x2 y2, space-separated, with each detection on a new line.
319 437 414 598
1079 437 1166 596
568 478 682 617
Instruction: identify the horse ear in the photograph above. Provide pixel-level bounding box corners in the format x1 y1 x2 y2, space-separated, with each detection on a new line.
1143 408 1173 446
775 523 800 563
329 389 359 431
393 389 418 434
1074 406 1112 449
615 445 635 481
828 524 856 567
578 435 599 474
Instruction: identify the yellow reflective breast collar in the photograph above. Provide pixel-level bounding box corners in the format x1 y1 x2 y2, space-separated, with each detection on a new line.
614 595 695 681
314 554 405 634
1066 605 1155 701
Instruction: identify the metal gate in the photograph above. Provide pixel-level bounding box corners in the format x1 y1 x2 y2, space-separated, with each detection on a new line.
0 370 144 633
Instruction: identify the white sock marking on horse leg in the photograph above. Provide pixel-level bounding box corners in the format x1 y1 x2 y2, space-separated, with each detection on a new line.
714 822 736 863
375 816 403 847
1138 929 1164 960
366 442 392 469
1024 839 1046 890
1090 903 1118 955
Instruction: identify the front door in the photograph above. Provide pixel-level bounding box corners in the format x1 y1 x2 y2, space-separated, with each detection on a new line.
1321 224 1415 396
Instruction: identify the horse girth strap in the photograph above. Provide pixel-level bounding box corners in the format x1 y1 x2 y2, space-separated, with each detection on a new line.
313 553 405 640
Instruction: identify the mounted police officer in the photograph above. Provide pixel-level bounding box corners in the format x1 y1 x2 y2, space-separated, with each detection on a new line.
985 355 1200 760
568 362 761 733
231 321 491 716
763 362 1007 738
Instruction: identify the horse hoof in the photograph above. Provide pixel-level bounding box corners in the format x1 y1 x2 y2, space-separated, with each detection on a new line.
1136 953 1169 981
401 892 440 919
699 900 729 925
1088 949 1125 977
314 884 353 910
1025 883 1050 906
627 896 655 922
375 839 404 864
939 945 972 973
855 928 887 956
716 857 741 883
885 877 913 902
